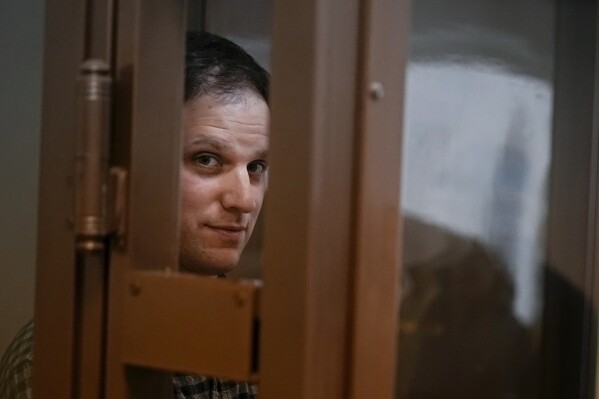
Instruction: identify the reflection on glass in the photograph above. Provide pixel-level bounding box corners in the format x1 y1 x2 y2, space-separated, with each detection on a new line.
398 0 555 397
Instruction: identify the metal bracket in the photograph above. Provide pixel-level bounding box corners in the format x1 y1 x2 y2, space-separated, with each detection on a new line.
108 166 128 248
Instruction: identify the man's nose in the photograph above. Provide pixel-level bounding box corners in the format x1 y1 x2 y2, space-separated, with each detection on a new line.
221 168 256 213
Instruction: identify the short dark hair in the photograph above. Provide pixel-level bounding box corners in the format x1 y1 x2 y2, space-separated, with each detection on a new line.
185 31 269 104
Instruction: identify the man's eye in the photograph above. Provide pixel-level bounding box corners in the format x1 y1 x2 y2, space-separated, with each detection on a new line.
193 153 220 167
247 161 267 174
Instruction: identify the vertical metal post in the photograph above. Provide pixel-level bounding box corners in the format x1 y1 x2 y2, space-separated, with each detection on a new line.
262 0 409 398
33 0 117 397
33 0 87 396
347 0 410 397
105 0 186 397
261 0 359 398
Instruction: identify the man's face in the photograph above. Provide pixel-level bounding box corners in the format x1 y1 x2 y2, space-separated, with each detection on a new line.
179 91 269 275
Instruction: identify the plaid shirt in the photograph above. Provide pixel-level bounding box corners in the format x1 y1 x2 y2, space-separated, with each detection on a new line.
0 321 34 399
0 322 257 399
173 374 257 399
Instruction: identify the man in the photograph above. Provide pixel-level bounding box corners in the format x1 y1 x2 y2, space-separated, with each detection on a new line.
0 31 269 399
179 31 269 278
173 30 269 399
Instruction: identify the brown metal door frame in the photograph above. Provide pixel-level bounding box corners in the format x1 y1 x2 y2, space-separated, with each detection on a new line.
33 0 115 397
348 0 410 397
33 0 84 393
34 0 410 398
104 0 186 397
260 1 361 396
34 0 186 397
260 0 409 398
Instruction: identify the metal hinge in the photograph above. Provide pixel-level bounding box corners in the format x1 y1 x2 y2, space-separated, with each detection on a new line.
74 59 127 251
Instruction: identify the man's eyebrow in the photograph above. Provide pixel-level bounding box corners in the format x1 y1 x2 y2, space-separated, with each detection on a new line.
185 136 230 150
184 136 268 159
256 149 268 159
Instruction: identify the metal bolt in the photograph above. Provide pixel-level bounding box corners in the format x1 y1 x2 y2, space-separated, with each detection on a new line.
369 81 385 100
235 291 249 307
129 281 142 296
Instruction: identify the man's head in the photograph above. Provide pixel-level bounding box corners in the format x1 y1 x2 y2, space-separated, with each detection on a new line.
179 32 270 276
184 32 269 104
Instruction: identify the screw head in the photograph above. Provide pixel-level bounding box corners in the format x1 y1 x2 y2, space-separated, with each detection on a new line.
369 81 385 100
235 291 249 307
129 281 142 296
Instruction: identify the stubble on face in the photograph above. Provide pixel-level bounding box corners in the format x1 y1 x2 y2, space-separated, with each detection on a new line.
178 92 269 276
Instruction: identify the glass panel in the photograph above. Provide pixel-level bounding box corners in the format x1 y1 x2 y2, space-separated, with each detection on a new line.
184 1 271 281
398 0 555 397
204 0 272 70
205 1 271 280
0 0 44 355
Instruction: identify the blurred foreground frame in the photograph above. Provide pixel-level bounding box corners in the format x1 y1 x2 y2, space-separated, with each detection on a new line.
33 0 408 399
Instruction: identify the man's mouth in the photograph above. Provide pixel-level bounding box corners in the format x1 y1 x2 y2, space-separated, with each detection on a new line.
208 224 246 232
206 224 246 241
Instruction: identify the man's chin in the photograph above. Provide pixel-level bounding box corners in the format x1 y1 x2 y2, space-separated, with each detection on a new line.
179 254 240 276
